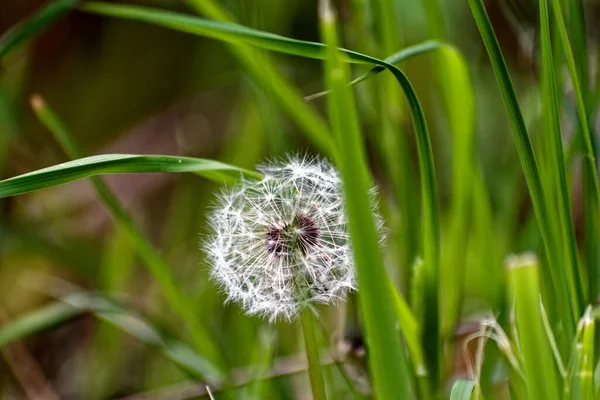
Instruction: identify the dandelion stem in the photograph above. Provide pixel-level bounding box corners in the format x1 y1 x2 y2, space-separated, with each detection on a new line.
301 309 327 400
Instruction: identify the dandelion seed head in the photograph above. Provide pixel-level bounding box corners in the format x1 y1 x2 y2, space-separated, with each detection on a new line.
204 154 382 322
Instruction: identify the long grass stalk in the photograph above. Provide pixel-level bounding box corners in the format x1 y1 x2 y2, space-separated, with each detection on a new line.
548 0 600 301
319 1 413 398
539 0 583 316
467 0 576 344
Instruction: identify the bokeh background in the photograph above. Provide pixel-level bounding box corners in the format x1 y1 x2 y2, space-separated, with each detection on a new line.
0 0 599 398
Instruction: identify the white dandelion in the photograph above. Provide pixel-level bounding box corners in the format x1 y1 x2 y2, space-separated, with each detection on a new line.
204 154 382 322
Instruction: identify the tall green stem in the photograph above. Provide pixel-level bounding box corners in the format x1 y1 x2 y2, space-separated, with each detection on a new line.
301 310 327 400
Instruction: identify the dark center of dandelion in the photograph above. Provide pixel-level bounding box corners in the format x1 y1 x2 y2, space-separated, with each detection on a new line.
266 214 319 257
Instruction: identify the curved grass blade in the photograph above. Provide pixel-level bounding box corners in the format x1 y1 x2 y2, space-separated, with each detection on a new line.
304 40 444 101
80 1 440 71
380 59 440 387
450 380 476 400
467 0 575 343
0 153 260 199
80 2 373 64
320 2 413 398
0 0 79 59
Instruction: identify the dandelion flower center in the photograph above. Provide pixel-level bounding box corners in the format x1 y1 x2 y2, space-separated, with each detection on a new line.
266 214 320 257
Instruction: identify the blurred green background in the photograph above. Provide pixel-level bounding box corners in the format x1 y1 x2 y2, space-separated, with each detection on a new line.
0 0 598 398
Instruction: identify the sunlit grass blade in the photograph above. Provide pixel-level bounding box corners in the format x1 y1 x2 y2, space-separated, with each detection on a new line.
450 380 475 400
320 1 413 398
30 96 226 378
437 45 476 340
0 153 260 198
0 0 79 59
386 274 427 377
508 254 560 400
0 301 82 348
304 40 443 101
467 0 575 343
578 307 597 400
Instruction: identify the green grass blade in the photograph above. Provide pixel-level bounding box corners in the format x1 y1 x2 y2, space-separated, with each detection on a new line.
320 2 413 398
467 0 575 343
0 301 82 348
80 2 373 64
539 0 583 312
438 45 477 339
30 96 226 378
301 310 327 400
0 153 260 198
304 40 444 101
548 0 600 299
450 380 476 400
386 274 427 377
380 60 440 387
0 0 79 59
508 254 560 400
578 307 595 400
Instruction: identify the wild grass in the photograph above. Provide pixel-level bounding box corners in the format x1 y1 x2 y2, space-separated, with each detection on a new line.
0 0 598 398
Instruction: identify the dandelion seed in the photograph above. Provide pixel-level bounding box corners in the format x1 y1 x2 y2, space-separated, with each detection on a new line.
204 154 383 322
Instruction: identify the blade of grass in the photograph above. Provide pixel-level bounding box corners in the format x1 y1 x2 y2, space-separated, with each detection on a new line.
449 380 475 400
320 1 413 398
578 307 595 400
467 0 576 344
371 0 419 294
304 40 443 99
30 96 226 378
539 0 583 312
79 2 438 70
0 153 260 198
548 0 600 300
421 1 478 365
386 274 427 377
0 0 79 59
507 254 560 400
438 45 477 338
